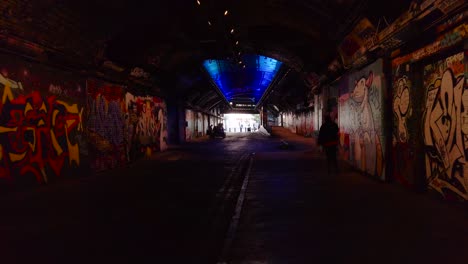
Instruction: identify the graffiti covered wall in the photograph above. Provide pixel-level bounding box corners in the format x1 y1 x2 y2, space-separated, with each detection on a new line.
282 112 297 133
392 62 418 187
86 79 126 171
422 51 468 200
338 59 385 180
0 54 85 184
185 109 195 141
125 93 167 160
282 111 314 136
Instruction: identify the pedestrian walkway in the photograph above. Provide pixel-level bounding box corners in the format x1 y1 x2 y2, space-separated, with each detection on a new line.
226 127 468 264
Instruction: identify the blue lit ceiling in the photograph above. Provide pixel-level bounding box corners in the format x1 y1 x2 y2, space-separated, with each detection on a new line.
203 55 283 104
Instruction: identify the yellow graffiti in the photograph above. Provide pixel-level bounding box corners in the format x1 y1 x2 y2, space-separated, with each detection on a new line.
38 120 45 126
9 152 26 162
52 109 59 126
40 102 47 112
50 129 64 156
2 84 14 104
65 123 80 166
145 147 152 158
24 102 33 114
0 126 18 133
57 100 79 113
66 119 75 128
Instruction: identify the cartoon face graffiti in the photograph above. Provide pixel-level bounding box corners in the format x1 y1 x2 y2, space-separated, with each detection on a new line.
393 76 411 142
351 76 369 103
351 72 375 132
348 70 384 177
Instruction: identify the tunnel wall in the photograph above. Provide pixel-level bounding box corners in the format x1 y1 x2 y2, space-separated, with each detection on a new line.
391 59 421 188
422 51 467 200
338 59 386 180
0 53 171 187
282 111 314 136
388 19 468 200
124 92 168 161
86 79 127 171
185 109 195 141
0 53 87 185
185 109 216 141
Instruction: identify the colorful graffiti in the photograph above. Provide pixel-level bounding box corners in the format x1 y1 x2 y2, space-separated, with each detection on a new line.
392 69 417 187
0 60 84 184
392 23 468 67
393 76 411 142
423 52 468 200
86 79 126 171
338 59 385 179
125 92 167 160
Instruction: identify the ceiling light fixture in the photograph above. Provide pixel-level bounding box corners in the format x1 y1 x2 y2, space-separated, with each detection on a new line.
238 51 241 55
208 21 212 26
197 0 201 5
224 10 229 16
235 40 239 45
230 28 234 34
238 61 242 64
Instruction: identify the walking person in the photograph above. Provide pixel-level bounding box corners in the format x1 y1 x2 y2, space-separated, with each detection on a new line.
318 114 339 175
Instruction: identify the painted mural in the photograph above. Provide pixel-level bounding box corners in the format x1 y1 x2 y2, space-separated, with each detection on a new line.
86 79 126 171
0 55 85 184
422 51 468 200
283 111 314 136
125 92 167 160
185 109 195 141
392 63 417 187
338 59 385 179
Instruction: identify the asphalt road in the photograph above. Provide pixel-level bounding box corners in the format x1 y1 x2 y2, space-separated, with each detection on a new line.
0 128 467 264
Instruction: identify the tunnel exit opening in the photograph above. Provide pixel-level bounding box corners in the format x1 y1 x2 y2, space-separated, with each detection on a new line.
224 113 260 133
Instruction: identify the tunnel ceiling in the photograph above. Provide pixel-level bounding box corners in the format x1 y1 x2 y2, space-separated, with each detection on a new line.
0 0 413 112
203 55 283 105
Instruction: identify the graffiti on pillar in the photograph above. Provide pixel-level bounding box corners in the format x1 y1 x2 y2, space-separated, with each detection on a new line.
393 76 412 142
185 109 195 141
86 79 126 171
125 92 167 160
392 71 416 186
0 59 85 184
423 51 468 200
339 59 385 179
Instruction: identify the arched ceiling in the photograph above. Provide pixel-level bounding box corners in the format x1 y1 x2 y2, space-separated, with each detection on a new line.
0 0 414 112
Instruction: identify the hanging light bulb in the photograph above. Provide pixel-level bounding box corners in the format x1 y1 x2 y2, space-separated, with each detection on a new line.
197 0 201 5
235 40 239 45
230 28 234 34
208 21 212 26
224 10 229 16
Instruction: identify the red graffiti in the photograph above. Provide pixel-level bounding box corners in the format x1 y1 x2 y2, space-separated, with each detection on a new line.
0 90 82 183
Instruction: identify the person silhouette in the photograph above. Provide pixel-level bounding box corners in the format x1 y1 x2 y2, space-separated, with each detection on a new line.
318 114 339 175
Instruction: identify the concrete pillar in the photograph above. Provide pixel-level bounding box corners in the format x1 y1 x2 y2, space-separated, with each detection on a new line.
166 100 186 144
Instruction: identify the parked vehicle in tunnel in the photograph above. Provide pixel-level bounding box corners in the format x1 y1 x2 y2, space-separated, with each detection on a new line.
210 123 226 139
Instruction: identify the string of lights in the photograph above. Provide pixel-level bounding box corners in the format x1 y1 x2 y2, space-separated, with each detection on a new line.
195 0 245 69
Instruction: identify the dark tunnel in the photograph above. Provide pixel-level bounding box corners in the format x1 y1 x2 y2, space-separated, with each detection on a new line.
0 0 467 263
